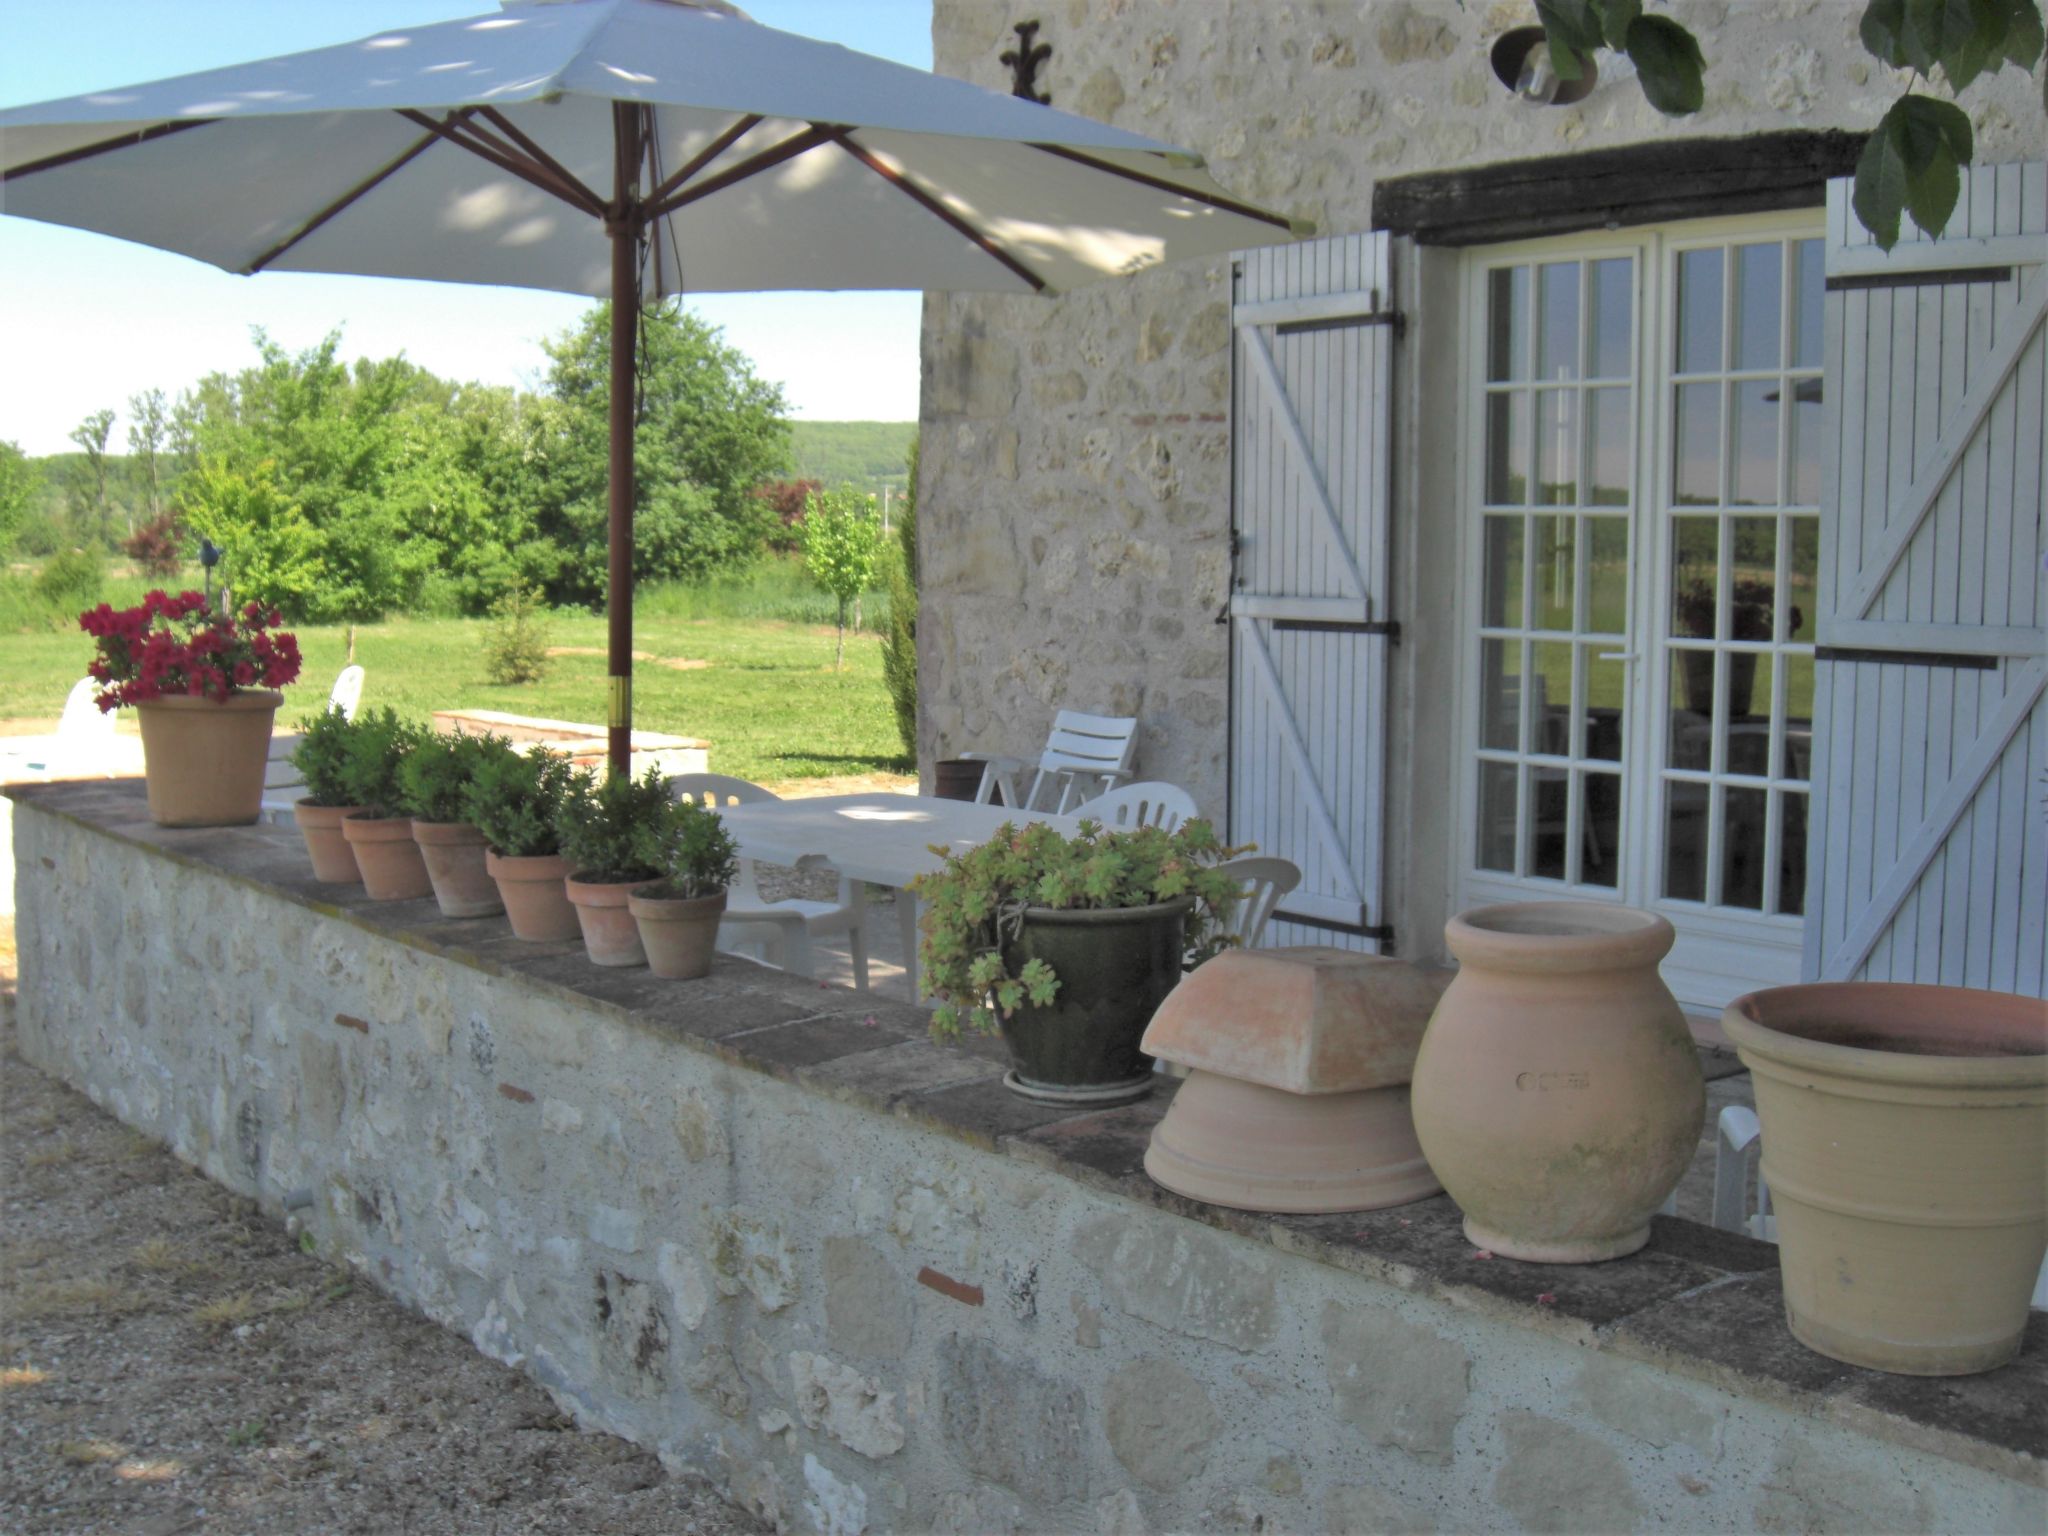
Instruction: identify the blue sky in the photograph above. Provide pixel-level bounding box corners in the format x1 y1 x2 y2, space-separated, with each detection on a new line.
0 1 933 455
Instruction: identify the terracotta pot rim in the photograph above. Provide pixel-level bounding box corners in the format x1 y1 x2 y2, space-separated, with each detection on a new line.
294 799 366 820
485 848 567 874
340 812 415 839
133 689 285 713
628 885 727 916
565 873 661 906
411 819 486 843
1723 983 2048 1090
1446 901 1673 972
1013 897 1195 927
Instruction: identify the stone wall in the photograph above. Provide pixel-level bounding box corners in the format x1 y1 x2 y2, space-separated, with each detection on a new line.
915 0 2043 824
13 787 2046 1534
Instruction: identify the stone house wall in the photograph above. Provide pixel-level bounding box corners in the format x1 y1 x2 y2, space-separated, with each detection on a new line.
915 0 2043 936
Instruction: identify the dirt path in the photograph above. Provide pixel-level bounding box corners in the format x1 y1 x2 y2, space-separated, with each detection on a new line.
0 945 762 1536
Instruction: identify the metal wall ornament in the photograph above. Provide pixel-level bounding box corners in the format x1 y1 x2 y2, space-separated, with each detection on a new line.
1002 20 1052 104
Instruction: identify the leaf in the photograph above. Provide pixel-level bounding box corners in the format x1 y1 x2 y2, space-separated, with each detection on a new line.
1536 0 1604 79
1625 15 1706 114
2005 0 2045 67
1853 115 1911 249
1895 94 1971 236
1591 0 1642 49
1860 0 1919 66
1904 0 1999 73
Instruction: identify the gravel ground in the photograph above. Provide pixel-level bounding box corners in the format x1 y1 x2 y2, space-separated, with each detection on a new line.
0 937 764 1536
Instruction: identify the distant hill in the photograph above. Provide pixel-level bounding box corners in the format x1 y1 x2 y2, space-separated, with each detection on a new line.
788 421 917 495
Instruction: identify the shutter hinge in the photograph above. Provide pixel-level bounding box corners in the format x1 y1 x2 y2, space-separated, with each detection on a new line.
1275 309 1404 339
1270 618 1401 641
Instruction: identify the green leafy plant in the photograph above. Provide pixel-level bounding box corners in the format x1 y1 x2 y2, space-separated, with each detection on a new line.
291 705 361 807
481 583 553 685
1532 0 2044 250
555 764 672 882
634 793 740 899
878 435 918 760
464 744 576 858
396 730 507 824
332 707 423 820
800 485 884 671
911 818 1248 1038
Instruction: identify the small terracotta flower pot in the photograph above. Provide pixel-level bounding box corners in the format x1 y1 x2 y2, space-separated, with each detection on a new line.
342 813 433 901
294 799 366 884
486 850 580 942
135 689 283 827
629 886 727 980
412 820 503 918
566 874 652 968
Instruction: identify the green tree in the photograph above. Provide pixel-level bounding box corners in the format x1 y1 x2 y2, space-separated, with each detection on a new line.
0 440 40 562
802 485 884 672
878 434 919 759
67 408 116 546
175 458 326 617
127 387 171 523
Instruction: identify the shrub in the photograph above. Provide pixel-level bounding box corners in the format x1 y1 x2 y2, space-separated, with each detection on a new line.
635 794 739 899
291 706 358 807
331 707 422 819
556 765 670 883
800 485 883 671
37 547 106 612
464 744 575 858
481 584 552 685
877 437 917 759
396 730 506 824
122 512 186 579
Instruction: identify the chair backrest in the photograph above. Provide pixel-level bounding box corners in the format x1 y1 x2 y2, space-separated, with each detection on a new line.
1069 780 1199 833
328 665 365 721
666 771 778 809
1212 855 1301 949
56 677 114 744
1025 710 1140 812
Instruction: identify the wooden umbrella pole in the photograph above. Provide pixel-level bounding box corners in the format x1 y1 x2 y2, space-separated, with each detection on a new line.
606 104 642 778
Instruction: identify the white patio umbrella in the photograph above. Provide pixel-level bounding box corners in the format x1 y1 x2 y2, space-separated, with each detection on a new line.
0 0 1307 771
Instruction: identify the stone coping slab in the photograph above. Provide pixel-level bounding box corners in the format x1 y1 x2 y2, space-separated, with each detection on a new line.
9 776 2044 1486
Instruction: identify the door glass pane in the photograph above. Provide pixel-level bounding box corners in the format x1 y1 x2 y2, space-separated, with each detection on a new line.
1583 648 1626 761
1531 641 1573 753
1580 772 1621 888
1782 654 1815 780
1530 765 1570 880
1664 782 1709 900
1586 517 1629 634
1789 377 1823 503
1731 380 1780 505
1480 639 1523 751
1589 259 1632 379
1729 516 1777 640
1482 515 1525 627
1486 391 1530 504
1533 517 1576 631
1585 387 1631 505
1539 262 1581 381
1778 791 1809 915
1734 243 1782 370
1476 761 1519 872
1488 266 1530 382
1537 391 1578 505
1787 518 1817 640
1791 239 1824 368
1670 516 1719 638
1669 652 1715 768
1673 382 1721 504
1726 655 1773 772
1677 247 1724 373
1722 785 1768 909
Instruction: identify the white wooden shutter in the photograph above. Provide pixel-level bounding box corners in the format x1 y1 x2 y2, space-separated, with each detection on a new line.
1806 162 2048 993
1228 232 1394 951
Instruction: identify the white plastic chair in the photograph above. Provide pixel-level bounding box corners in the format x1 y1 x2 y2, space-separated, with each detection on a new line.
964 709 1139 813
1212 855 1301 950
15 678 119 778
328 665 365 721
667 773 869 990
1068 780 1199 833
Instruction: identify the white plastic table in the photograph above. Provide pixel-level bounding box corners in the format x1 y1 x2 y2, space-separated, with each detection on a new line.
716 793 1081 998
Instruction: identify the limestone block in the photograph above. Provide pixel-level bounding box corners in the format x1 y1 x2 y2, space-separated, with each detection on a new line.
789 1351 906 1459
541 1097 584 1136
710 1207 799 1311
657 1241 712 1332
1073 1213 1277 1352
1103 1358 1220 1491
936 1336 1087 1505
683 1342 750 1419
496 992 591 1069
1753 1433 1937 1534
589 1203 642 1255
1572 1354 1723 1457
297 1032 346 1139
1321 1302 1470 1463
1493 1411 1645 1533
673 1085 729 1164
594 1271 670 1399
824 1236 913 1360
804 1453 870 1536
1324 1482 1432 1536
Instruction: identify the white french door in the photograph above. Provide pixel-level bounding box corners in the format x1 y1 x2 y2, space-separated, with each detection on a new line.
1456 213 1823 1010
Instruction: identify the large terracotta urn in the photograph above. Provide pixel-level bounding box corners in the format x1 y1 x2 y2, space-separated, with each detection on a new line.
133 690 282 827
1722 983 2047 1376
1410 903 1704 1263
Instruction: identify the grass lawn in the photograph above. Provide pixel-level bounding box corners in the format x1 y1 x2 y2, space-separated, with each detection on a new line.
0 588 908 786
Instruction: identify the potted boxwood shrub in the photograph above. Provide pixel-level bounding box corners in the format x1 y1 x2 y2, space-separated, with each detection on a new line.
80 590 300 827
626 791 739 979
398 731 509 918
335 708 432 901
914 817 1244 1105
556 765 671 967
467 744 580 942
289 704 367 883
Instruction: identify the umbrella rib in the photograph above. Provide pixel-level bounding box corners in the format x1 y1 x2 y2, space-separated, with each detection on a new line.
1 118 216 184
244 113 473 275
825 129 1046 295
642 124 834 221
396 108 604 218
1031 143 1300 232
476 106 603 213
646 114 764 209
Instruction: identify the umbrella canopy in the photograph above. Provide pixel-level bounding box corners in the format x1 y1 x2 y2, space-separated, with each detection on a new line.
1 0 1306 768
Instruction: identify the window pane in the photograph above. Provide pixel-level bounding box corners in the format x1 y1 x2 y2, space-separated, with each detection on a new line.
1480 639 1523 751
1729 517 1777 641
1669 651 1715 767
1583 648 1626 761
1589 258 1632 379
1537 391 1578 505
1482 515 1525 628
1726 654 1773 769
1790 377 1822 504
1488 266 1529 382
1530 766 1569 881
1673 382 1721 504
1670 516 1719 638
1532 641 1573 752
1734 243 1782 371
1787 518 1818 641
1586 387 1631 506
1677 247 1724 373
1722 785 1769 909
1792 239 1824 369
1486 391 1530 505
1778 790 1809 915
1580 772 1621 887
1539 262 1581 382
1533 515 1576 630
1477 761 1519 872
1586 517 1629 634
1664 781 1709 900
1783 655 1815 780
1731 380 1780 506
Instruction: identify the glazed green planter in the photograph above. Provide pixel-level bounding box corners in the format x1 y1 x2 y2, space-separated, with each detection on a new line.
996 899 1190 1107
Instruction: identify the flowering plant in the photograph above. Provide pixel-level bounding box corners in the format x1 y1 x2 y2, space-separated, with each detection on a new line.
80 590 301 712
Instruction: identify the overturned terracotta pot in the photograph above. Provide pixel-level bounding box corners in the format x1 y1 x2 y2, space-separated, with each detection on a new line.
412 820 502 918
1142 947 1451 1213
486 850 580 942
293 799 365 884
341 813 433 901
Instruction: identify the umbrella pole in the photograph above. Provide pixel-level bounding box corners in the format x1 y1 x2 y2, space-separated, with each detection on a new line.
605 118 640 779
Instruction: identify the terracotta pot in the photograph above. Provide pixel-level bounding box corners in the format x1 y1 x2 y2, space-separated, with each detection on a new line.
565 873 652 967
931 758 987 803
341 813 433 901
293 799 366 884
629 886 727 980
134 690 282 827
486 850 580 942
1722 983 2048 1376
412 820 503 918
1410 902 1704 1263
994 900 1189 1106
